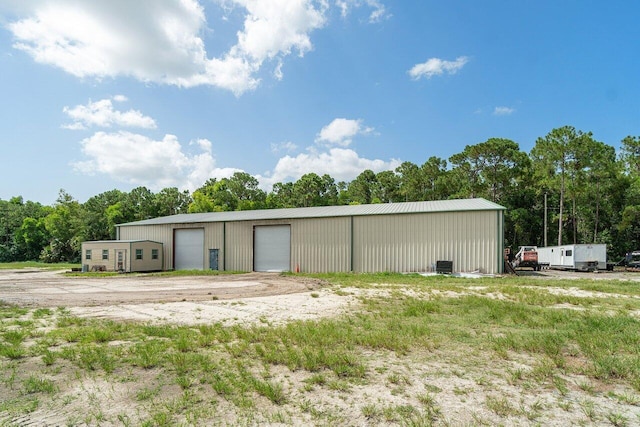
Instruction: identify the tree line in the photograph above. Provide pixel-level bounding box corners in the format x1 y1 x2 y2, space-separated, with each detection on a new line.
2 126 639 263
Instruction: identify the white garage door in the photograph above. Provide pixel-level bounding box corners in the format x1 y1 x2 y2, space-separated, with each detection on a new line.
174 228 204 270
254 225 291 272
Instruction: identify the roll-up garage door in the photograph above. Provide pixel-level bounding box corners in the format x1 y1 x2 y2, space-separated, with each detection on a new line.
174 228 204 270
254 225 290 272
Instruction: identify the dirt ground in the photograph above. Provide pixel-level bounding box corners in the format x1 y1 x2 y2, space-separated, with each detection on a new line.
1 268 639 326
0 269 338 326
2 268 640 426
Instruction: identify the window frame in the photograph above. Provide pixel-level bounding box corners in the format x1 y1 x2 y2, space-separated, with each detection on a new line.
85 249 92 260
135 249 143 260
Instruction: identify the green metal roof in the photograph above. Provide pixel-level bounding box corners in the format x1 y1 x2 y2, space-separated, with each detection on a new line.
118 198 505 227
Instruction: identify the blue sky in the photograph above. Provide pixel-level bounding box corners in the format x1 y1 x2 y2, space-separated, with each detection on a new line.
0 1 638 205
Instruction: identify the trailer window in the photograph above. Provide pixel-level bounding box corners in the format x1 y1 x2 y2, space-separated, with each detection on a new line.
136 249 143 260
565 250 573 257
152 249 159 260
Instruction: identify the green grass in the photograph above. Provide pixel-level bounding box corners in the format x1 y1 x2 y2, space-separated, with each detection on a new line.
64 271 121 277
23 375 57 394
0 261 80 270
1 273 640 425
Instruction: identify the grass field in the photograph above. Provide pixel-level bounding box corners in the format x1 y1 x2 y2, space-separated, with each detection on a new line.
1 273 640 425
0 261 80 270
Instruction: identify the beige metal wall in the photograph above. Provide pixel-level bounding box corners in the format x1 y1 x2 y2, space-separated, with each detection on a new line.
82 241 126 271
223 217 351 272
353 211 501 273
119 223 224 270
119 225 172 269
224 221 254 271
291 217 351 272
81 241 163 272
118 209 502 274
130 241 164 272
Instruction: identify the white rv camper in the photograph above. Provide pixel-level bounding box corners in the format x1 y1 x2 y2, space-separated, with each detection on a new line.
536 244 606 271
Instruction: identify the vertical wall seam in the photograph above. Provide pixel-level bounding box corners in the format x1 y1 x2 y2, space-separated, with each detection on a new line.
497 210 504 274
350 216 354 272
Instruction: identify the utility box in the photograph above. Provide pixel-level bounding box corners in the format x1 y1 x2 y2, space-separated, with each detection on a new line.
436 260 453 274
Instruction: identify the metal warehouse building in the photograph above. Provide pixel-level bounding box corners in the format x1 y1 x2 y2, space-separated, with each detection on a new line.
115 198 505 274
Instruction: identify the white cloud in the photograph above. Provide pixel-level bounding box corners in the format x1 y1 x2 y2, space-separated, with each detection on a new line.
62 96 157 130
493 106 515 116
192 138 212 152
4 0 331 95
73 131 238 191
336 0 390 23
66 97 240 191
258 117 397 188
315 118 373 146
409 56 469 80
259 146 400 187
273 60 284 80
233 0 326 62
8 1 210 82
270 141 298 153
336 1 350 17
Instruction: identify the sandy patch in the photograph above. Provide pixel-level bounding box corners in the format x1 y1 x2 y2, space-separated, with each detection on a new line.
70 289 360 326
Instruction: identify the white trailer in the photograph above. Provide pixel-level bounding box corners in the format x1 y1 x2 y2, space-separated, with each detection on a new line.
536 244 607 271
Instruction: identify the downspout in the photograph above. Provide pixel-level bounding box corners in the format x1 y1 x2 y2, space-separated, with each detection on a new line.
223 222 226 271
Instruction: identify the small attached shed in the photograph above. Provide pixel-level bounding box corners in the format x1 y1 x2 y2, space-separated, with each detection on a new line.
80 240 163 273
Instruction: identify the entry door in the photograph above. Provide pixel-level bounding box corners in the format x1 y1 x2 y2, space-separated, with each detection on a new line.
174 228 205 270
209 249 219 270
254 225 291 272
116 250 126 272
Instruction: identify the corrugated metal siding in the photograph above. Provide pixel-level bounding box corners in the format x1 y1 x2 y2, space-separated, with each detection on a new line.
353 211 500 273
117 207 503 274
290 217 351 273
224 222 253 271
118 198 505 227
119 223 224 270
81 241 163 272
119 225 173 269
82 241 124 271
130 241 163 272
